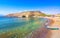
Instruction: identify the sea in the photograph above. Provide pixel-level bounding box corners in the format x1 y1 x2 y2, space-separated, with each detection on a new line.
0 17 48 38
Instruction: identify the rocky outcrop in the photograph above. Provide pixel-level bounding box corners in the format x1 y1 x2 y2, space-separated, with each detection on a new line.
6 11 46 18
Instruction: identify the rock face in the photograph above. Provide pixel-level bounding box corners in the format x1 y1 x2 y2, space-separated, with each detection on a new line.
6 11 45 17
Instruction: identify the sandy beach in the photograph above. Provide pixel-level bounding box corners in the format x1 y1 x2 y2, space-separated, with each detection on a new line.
45 17 60 38
25 17 60 38
31 17 60 38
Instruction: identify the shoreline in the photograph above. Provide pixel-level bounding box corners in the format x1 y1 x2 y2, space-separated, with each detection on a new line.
44 17 60 38
0 17 60 38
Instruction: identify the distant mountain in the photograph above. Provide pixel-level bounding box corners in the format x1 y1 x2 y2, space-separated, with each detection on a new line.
6 11 46 17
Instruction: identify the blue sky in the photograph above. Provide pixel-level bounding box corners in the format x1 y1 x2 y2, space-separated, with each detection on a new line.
0 0 60 15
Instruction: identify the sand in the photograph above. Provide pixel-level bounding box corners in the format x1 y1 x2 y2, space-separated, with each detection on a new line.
45 17 60 38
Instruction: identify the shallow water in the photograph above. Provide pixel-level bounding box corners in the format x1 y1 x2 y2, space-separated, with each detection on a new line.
0 17 48 38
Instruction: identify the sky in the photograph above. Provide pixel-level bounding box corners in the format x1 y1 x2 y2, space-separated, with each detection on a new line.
0 0 60 15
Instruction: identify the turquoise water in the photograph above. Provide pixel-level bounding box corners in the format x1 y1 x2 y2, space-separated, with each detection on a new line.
0 17 48 38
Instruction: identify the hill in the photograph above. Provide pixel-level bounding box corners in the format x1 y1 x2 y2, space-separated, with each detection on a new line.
6 11 46 18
